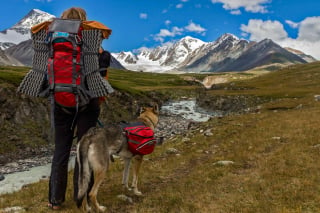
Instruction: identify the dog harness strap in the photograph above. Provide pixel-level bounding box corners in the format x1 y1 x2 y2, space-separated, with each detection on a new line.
115 135 126 155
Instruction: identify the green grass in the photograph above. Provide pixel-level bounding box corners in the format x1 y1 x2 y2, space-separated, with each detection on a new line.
0 66 29 86
205 62 320 100
1 62 320 212
0 66 201 95
108 68 200 97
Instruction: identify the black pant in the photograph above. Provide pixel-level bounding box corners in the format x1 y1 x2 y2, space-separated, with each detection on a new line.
48 98 100 205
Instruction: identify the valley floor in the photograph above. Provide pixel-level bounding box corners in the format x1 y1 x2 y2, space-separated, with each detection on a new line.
1 95 320 212
1 62 320 212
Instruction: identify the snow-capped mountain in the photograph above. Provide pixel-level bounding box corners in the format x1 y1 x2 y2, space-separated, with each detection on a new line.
113 36 206 72
158 36 205 67
112 34 247 72
184 33 250 72
113 33 317 72
0 9 55 50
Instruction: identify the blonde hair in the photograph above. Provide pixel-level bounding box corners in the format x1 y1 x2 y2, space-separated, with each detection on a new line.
61 7 87 21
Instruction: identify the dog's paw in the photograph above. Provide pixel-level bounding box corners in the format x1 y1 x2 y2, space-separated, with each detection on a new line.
133 189 143 196
83 206 91 213
98 205 106 212
122 184 132 192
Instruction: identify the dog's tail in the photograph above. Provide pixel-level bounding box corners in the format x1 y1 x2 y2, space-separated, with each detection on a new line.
76 128 95 208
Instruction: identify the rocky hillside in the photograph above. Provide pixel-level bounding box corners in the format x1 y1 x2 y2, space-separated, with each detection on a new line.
4 40 32 66
0 49 24 66
0 83 49 164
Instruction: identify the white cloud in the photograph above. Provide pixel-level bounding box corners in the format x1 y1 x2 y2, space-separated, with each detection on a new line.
172 26 184 35
139 13 148 19
297 17 320 42
162 9 168 14
153 21 207 43
240 17 320 59
185 21 207 34
154 27 184 43
230 9 241 15
285 20 299 29
240 19 288 41
157 29 175 37
176 4 183 9
181 0 188 2
211 0 270 13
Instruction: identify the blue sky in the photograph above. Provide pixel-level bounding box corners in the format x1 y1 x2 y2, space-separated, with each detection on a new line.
1 0 320 59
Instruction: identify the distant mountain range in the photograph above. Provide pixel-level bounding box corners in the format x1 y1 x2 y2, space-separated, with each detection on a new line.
0 9 317 72
113 34 316 72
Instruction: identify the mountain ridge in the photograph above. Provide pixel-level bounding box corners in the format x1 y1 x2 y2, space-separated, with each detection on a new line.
0 9 317 71
114 34 317 72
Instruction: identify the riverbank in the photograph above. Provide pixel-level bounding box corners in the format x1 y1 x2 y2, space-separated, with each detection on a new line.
0 113 190 175
0 99 217 195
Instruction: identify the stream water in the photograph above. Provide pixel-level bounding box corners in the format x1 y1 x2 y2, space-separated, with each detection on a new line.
0 99 216 195
161 99 221 122
0 159 75 195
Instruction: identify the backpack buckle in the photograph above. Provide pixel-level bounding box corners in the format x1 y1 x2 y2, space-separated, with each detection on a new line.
75 35 82 45
72 85 78 94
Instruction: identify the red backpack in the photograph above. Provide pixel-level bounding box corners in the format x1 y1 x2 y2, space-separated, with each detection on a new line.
124 125 157 155
46 18 90 107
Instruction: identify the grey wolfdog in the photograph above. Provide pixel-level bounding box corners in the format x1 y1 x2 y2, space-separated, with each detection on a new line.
76 104 159 212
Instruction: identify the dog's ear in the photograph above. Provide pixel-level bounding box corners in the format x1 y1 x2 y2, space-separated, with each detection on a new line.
140 107 146 114
153 103 159 114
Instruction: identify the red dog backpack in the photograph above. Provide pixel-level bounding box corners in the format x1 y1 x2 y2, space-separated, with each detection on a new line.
124 125 157 155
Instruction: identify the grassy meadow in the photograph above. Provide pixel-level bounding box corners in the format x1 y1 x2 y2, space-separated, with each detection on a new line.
1 62 320 212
